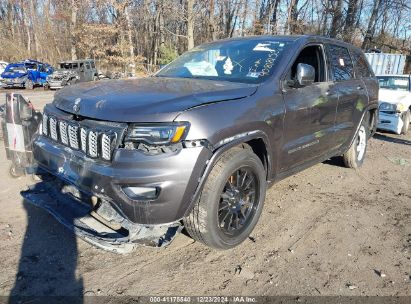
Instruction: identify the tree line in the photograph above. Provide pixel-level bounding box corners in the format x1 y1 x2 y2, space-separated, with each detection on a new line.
0 0 410 74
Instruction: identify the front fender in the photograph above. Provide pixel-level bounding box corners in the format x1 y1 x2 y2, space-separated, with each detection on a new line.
183 130 272 217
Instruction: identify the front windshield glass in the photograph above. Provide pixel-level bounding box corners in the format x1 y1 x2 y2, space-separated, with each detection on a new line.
7 66 26 73
156 39 292 84
61 63 74 70
25 63 37 70
377 76 409 91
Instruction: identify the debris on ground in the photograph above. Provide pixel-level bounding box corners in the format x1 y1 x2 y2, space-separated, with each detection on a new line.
386 157 409 166
346 283 358 290
374 269 387 278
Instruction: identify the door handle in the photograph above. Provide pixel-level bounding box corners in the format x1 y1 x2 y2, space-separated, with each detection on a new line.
357 86 364 90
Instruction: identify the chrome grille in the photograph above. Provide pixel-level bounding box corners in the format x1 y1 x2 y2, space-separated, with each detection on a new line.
59 121 68 145
101 133 115 160
49 117 58 141
42 113 48 136
88 131 98 158
42 115 119 161
80 128 87 153
68 125 79 149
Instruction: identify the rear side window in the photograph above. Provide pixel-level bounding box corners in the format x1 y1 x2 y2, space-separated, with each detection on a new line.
351 49 374 78
326 44 354 81
91 62 96 69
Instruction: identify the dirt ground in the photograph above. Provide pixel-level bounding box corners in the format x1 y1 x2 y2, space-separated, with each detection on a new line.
0 88 410 298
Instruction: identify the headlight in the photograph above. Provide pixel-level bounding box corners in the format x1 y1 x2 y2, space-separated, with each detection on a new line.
379 102 397 112
379 102 407 113
396 103 407 112
125 123 189 145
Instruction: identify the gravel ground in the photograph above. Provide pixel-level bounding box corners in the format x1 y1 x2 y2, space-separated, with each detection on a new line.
0 88 410 298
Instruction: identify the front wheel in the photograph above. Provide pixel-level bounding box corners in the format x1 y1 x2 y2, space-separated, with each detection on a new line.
25 80 34 90
184 145 266 249
343 119 369 169
9 164 25 178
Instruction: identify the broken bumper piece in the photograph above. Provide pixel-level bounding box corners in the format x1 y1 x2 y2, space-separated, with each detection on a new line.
21 180 182 254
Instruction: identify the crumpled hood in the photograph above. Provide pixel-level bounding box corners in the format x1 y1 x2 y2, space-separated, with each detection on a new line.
379 88 411 106
1 71 27 79
53 77 258 122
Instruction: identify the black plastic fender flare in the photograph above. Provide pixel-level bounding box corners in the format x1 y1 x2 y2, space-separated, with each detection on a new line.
183 130 272 217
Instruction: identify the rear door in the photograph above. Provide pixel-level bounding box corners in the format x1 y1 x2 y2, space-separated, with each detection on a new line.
79 62 86 82
351 48 378 110
325 44 367 148
85 62 92 81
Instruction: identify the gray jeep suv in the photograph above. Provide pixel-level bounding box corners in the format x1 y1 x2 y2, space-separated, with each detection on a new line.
26 35 378 253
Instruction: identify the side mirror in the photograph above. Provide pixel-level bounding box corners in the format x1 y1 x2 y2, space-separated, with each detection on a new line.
296 63 315 87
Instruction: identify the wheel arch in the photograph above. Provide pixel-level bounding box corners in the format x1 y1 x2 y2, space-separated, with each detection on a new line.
346 104 378 150
183 130 272 217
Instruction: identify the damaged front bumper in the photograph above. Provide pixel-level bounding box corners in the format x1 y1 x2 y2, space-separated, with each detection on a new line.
47 80 66 89
21 180 182 254
33 135 212 225
2 78 25 87
377 112 403 134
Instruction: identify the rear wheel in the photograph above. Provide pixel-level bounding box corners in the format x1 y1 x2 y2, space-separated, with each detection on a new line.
343 119 369 169
68 78 77 86
184 146 266 249
401 110 410 135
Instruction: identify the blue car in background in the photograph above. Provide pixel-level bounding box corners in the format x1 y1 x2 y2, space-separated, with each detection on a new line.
1 60 53 89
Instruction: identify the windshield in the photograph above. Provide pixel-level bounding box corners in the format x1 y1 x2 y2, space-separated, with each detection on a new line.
60 63 78 70
6 65 26 73
25 63 37 70
377 76 410 91
156 39 292 84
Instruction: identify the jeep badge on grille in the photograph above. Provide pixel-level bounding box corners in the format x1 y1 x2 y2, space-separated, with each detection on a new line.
73 98 81 113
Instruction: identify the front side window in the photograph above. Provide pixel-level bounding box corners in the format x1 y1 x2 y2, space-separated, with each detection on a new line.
377 76 409 91
289 45 326 83
352 49 373 78
326 44 354 81
156 39 292 84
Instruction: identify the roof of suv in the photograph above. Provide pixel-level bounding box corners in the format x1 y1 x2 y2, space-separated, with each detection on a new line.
59 59 95 64
208 35 360 50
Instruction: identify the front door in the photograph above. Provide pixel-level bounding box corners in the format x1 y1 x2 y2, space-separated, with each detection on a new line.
280 44 337 171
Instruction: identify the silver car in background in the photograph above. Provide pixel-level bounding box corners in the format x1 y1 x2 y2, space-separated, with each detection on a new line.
46 59 98 90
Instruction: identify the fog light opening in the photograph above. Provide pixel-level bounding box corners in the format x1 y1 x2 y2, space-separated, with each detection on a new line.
122 186 159 200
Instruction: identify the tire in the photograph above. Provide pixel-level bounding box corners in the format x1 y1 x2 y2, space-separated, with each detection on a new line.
68 78 77 86
25 80 34 90
184 145 266 249
401 110 410 135
343 118 369 169
9 165 25 178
